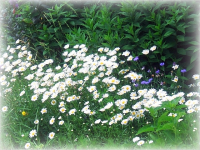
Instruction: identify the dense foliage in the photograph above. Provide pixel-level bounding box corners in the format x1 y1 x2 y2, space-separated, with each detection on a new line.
2 1 199 72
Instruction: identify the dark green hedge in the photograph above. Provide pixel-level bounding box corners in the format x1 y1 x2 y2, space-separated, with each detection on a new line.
2 0 200 88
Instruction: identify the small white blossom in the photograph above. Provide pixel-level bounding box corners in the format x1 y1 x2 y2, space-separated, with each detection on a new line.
48 132 55 139
172 64 179 70
133 137 140 143
29 130 37 138
34 119 39 124
137 140 145 146
192 74 199 80
149 140 153 144
150 46 156 51
2 106 8 112
142 49 149 55
64 44 69 49
25 143 31 149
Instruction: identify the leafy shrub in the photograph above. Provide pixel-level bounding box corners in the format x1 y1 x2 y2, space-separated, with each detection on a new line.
2 0 199 93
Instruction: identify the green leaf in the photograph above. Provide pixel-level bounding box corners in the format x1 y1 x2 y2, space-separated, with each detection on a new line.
177 48 186 55
157 112 173 126
179 76 188 81
165 19 175 26
122 45 133 50
165 75 172 78
135 27 142 35
156 123 174 131
184 36 194 42
177 26 185 34
149 133 159 142
43 24 47 31
161 56 166 61
177 15 184 22
177 35 184 42
186 62 195 71
133 38 139 43
161 101 172 110
162 130 175 142
146 106 164 118
189 41 199 46
48 27 55 33
186 46 197 51
43 50 48 55
162 42 175 49
194 48 199 52
23 18 33 24
187 14 199 19
174 111 186 123
171 97 182 107
54 28 59 32
190 53 198 63
55 4 58 11
149 55 156 59
163 30 174 38
38 36 46 40
136 125 155 135
49 42 58 47
124 34 133 40
69 21 75 26
102 43 111 47
132 22 140 28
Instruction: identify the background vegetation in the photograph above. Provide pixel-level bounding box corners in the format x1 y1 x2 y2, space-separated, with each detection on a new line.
2 0 200 92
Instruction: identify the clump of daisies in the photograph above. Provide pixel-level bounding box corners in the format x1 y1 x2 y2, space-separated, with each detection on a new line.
1 40 199 148
133 136 153 146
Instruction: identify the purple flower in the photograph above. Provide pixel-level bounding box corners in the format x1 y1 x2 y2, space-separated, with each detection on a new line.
147 69 151 73
155 70 160 74
134 56 139 61
181 69 186 73
132 80 136 83
135 83 139 87
160 62 164 66
141 66 145 70
141 81 149 85
141 81 146 84
141 78 153 85
148 78 153 83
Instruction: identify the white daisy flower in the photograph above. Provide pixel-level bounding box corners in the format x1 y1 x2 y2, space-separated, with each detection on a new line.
29 129 37 138
41 108 47 114
34 119 39 124
142 49 149 55
2 106 8 112
137 140 145 146
59 120 64 125
60 107 66 113
69 108 76 115
49 132 55 139
25 143 31 149
133 137 140 143
49 117 55 125
150 45 156 51
192 74 199 80
64 44 69 49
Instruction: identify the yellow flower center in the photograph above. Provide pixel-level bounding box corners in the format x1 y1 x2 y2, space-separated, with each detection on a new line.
22 111 27 116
